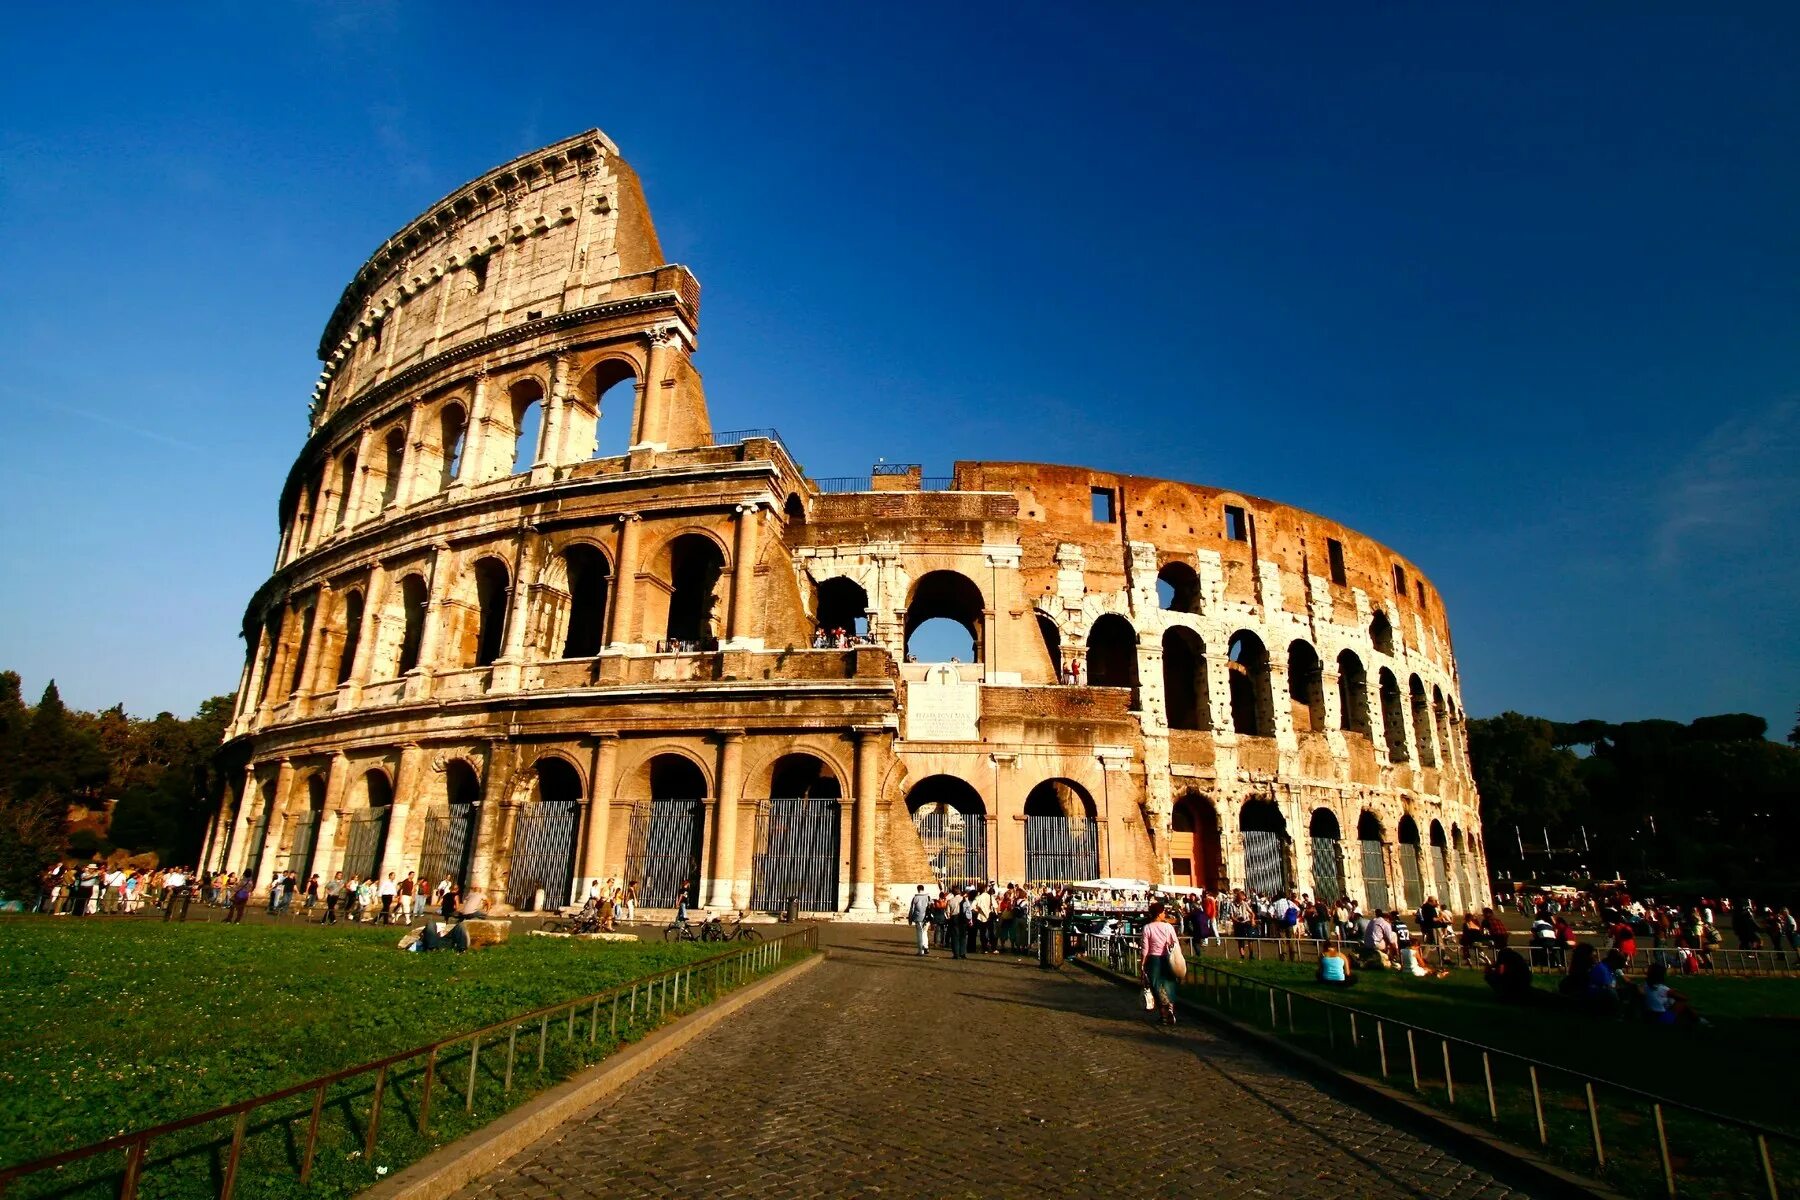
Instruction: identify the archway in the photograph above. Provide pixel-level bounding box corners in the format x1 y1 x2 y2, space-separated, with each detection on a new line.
1023 779 1100 883
508 379 545 474
335 591 365 686
752 754 842 912
471 557 511 667
1162 627 1210 730
1397 815 1425 910
507 756 583 910
1410 676 1437 767
1036 612 1062 679
1378 669 1408 762
1336 650 1371 735
395 573 429 676
1452 824 1473 914
1238 798 1290 895
1168 791 1223 889
904 571 984 663
1429 819 1451 907
625 754 708 907
437 403 468 489
815 577 869 640
1357 811 1390 911
664 535 724 648
1087 614 1139 707
1287 640 1325 733
341 770 394 882
1370 612 1395 656
1156 561 1200 613
1308 808 1344 902
559 545 611 658
907 774 987 890
419 760 481 890
1228 631 1274 736
286 774 328 882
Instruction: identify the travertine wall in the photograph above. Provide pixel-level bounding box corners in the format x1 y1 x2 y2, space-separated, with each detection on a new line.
204 131 1490 918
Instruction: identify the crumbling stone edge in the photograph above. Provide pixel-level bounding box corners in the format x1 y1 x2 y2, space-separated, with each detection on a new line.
360 951 827 1199
1072 957 1629 1200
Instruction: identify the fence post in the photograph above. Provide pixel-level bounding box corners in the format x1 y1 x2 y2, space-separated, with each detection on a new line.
611 993 619 1037
1376 1022 1388 1077
366 1065 387 1159
1585 1082 1605 1169
1267 987 1278 1029
466 1036 481 1112
1441 1041 1455 1105
1653 1104 1674 1198
505 1027 518 1092
1407 1029 1421 1091
419 1048 437 1133
590 997 600 1045
301 1084 326 1183
1529 1066 1547 1145
538 1015 548 1072
1482 1052 1497 1122
120 1135 148 1200
1757 1134 1777 1200
220 1110 249 1200
1285 993 1295 1033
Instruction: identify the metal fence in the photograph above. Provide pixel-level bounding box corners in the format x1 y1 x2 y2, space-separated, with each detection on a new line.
1025 815 1098 883
1079 933 1796 1200
711 427 792 458
0 928 818 1200
624 799 705 908
340 807 391 881
749 798 841 913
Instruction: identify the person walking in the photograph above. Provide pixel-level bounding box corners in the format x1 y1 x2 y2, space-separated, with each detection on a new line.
1140 901 1180 1025
379 872 399 924
397 872 415 921
162 866 188 922
908 884 933 955
973 884 997 954
948 889 971 959
324 872 344 923
226 874 253 924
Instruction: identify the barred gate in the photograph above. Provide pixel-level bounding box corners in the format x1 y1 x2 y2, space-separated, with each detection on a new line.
1309 836 1344 903
1360 840 1390 911
1242 830 1288 896
1025 815 1098 884
419 804 477 890
284 814 320 880
750 798 840 913
1433 846 1452 907
914 808 987 890
506 800 579 911
1400 844 1425 910
341 808 391 882
625 799 705 908
243 809 272 882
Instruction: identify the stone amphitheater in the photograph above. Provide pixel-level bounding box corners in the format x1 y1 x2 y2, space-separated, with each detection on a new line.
203 129 1489 919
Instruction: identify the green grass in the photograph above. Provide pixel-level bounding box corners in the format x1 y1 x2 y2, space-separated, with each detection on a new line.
1173 956 1800 1199
0 918 797 1198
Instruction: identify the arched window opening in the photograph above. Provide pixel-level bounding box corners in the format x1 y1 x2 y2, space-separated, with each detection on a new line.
1378 668 1408 762
509 380 544 474
651 754 707 800
257 611 285 703
508 756 583 911
333 450 358 529
1169 791 1223 889
1336 650 1371 735
815 577 869 640
770 754 841 799
1037 612 1062 679
472 557 511 668
1370 612 1395 656
1309 807 1344 902
1409 675 1437 767
395 574 429 675
379 427 406 509
335 591 365 686
783 493 805 525
1357 811 1390 910
296 474 322 547
665 534 725 648
591 366 637 460
1433 686 1454 767
287 604 317 696
1024 779 1100 883
904 570 984 663
1161 627 1210 730
1287 640 1326 733
1227 630 1274 737
439 404 467 489
1397 815 1425 908
1238 799 1290 895
908 774 987 890
1156 561 1200 613
1086 615 1139 703
559 545 611 659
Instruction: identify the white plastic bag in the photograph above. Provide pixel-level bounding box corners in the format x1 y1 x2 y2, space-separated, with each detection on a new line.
1142 986 1156 1010
1169 938 1188 981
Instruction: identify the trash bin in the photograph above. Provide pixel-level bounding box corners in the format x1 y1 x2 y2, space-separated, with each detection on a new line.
1038 917 1064 969
784 895 799 923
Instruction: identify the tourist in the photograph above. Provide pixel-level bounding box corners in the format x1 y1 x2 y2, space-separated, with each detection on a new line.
676 879 691 924
1393 912 1430 976
1419 895 1447 951
459 887 489 921
623 879 639 922
948 888 971 960
302 873 320 914
226 874 253 924
440 881 460 920
1362 909 1398 970
398 872 416 920
324 872 344 923
908 884 932 956
1731 899 1761 950
1484 946 1533 1003
162 866 189 922
1139 901 1180 1025
1529 911 1556 968
345 876 364 921
973 883 997 954
1227 890 1255 959
379 872 399 924
1316 938 1355 987
1641 961 1702 1026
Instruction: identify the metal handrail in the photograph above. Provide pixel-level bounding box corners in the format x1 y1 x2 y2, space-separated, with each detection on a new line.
712 427 791 457
1080 933 1795 1196
0 926 818 1198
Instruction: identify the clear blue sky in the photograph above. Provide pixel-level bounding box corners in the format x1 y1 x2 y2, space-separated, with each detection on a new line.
2 3 1796 734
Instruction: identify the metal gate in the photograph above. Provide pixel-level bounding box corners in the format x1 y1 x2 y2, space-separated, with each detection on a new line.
1025 815 1098 884
1242 830 1288 896
1433 846 1452 907
1309 836 1344 903
1400 844 1424 911
1360 840 1390 911
341 808 392 882
914 807 987 890
750 798 840 913
419 804 477 889
624 799 705 908
284 814 321 880
507 800 580 911
243 809 272 882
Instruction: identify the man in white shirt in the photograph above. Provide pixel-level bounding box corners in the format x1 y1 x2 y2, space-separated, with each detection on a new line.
379 872 399 924
972 885 997 954
907 885 933 956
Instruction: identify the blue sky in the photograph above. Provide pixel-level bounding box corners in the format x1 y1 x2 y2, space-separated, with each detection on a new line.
1 3 1796 733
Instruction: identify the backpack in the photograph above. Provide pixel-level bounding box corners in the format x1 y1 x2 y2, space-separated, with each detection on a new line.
1282 905 1301 927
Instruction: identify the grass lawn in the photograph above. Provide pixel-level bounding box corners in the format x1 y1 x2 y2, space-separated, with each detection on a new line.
0 917 779 1197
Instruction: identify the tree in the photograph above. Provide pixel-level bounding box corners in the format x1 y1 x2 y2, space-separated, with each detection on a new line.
1789 707 1799 748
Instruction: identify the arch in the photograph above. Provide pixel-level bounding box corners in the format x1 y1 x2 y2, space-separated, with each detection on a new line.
378 425 406 509
332 447 358 529
1161 627 1210 730
1433 685 1454 768
1156 561 1200 613
815 576 869 639
1086 614 1139 700
1169 790 1223 889
1023 779 1099 883
625 752 708 908
334 590 365 685
287 602 317 696
579 357 639 461
1336 649 1371 735
907 774 987 890
1378 668 1408 762
286 773 328 882
1237 798 1290 895
394 573 429 675
438 402 468 489
1037 611 1062 679
1409 674 1437 767
662 532 725 647
256 610 285 703
752 754 842 913
508 378 546 474
783 493 805 525
1227 630 1274 737
296 473 321 548
1309 808 1342 838
1309 807 1345 902
339 767 394 882
506 755 582 910
904 570 984 663
1397 814 1425 909
1287 639 1326 733
558 544 612 658
419 758 483 890
1370 612 1395 656
1428 818 1451 907
769 753 842 799
470 556 511 667
1357 810 1391 910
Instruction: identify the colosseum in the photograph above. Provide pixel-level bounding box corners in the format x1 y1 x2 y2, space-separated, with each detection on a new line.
203 129 1490 919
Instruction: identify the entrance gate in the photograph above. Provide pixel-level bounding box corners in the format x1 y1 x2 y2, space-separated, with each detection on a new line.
341 808 391 882
1025 815 1098 884
284 814 321 880
1310 836 1344 903
1400 844 1425 910
914 807 987 890
1242 830 1288 896
625 799 705 908
419 804 477 890
750 798 840 913
1360 840 1390 911
243 808 272 882
1434 846 1452 907
507 800 579 911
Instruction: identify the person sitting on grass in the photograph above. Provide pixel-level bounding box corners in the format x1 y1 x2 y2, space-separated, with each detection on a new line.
1361 909 1399 969
1316 938 1355 986
1641 961 1705 1027
1484 946 1534 1003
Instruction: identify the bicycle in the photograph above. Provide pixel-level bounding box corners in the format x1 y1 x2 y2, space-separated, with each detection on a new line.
726 910 763 942
545 898 604 935
663 917 701 943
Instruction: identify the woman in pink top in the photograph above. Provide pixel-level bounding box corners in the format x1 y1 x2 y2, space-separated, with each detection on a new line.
1140 901 1180 1025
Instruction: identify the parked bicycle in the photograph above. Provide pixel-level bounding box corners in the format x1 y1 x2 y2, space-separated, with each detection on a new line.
662 917 701 943
726 910 763 942
545 898 604 935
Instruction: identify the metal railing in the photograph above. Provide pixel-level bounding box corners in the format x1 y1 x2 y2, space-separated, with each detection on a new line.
1080 933 1796 1200
0 927 817 1199
809 475 959 494
711 427 792 458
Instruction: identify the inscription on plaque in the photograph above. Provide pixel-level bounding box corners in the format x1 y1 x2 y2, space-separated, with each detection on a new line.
904 666 980 742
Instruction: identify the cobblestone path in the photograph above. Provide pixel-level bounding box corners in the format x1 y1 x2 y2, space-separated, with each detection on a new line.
455 926 1537 1199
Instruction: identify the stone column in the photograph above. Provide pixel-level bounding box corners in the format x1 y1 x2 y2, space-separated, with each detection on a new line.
242 623 274 727
536 354 570 475
344 564 388 705
223 767 260 876
849 727 883 912
607 514 642 650
312 752 351 881
377 744 424 879
392 401 426 510
580 734 619 893
707 730 746 909
727 502 763 648
342 427 376 531
634 330 672 448
255 760 296 895
455 373 490 491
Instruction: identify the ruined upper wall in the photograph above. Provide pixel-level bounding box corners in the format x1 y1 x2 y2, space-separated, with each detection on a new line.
310 130 676 427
